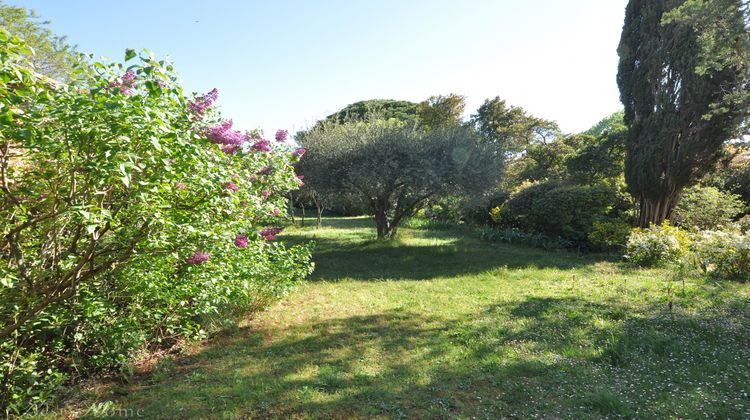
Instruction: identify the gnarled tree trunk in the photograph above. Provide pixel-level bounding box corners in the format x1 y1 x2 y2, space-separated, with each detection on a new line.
637 191 681 227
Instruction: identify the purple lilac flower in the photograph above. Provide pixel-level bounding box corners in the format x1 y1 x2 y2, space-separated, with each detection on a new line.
261 190 270 198
296 175 305 180
225 181 239 192
275 129 288 142
115 70 137 95
186 251 211 265
234 234 249 248
208 120 244 146
188 88 218 116
256 166 273 176
121 70 136 85
260 227 284 241
222 144 241 154
271 208 281 217
291 148 306 158
251 138 272 153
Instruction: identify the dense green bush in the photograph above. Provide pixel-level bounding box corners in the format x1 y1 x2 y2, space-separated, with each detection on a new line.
692 229 750 281
0 32 312 414
494 181 617 243
624 222 689 266
476 226 572 249
588 218 632 250
674 185 745 231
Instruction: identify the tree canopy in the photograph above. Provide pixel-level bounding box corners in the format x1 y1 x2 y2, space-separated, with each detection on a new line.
617 0 750 226
0 1 78 79
415 94 466 129
319 99 417 125
471 96 560 154
298 118 504 238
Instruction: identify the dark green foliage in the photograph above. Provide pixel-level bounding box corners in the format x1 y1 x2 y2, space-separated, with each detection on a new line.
664 0 750 136
499 112 626 190
588 217 632 250
617 0 750 226
319 99 417 126
565 126 627 186
476 225 573 249
497 182 618 243
716 160 750 206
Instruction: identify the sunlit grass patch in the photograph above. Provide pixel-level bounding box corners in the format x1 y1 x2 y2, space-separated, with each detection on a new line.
67 217 750 419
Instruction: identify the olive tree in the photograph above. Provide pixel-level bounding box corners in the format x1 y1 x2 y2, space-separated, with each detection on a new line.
299 119 503 239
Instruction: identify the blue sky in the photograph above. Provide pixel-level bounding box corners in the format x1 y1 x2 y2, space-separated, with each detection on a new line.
12 0 627 135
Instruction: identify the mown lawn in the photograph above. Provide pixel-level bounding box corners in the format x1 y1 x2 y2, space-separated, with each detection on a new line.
76 217 750 418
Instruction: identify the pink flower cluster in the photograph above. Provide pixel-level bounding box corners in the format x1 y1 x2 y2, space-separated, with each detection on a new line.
234 234 249 248
186 251 211 265
275 129 288 142
260 227 284 241
271 207 281 217
222 144 241 154
111 70 137 95
188 88 218 116
251 138 272 153
225 181 239 193
291 148 306 158
208 120 244 146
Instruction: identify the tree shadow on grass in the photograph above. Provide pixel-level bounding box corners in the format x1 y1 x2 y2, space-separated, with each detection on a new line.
103 295 750 418
281 231 615 282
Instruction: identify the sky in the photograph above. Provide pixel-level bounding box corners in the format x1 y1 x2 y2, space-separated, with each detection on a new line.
11 0 628 135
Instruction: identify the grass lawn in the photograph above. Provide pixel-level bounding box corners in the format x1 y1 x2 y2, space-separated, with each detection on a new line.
76 217 750 418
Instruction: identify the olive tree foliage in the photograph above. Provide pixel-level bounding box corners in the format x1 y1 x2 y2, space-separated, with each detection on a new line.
0 1 79 80
298 119 504 238
617 0 750 227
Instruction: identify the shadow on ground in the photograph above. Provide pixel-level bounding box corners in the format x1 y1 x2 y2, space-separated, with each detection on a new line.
106 295 750 418
282 218 614 281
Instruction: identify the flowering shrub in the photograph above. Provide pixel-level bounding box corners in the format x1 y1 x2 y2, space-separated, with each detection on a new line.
0 32 312 413
624 222 689 266
692 229 750 280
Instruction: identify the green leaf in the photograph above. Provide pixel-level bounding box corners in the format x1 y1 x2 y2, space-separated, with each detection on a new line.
125 48 136 62
150 137 162 151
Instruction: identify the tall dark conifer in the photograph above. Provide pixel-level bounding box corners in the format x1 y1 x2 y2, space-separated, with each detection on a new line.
617 0 748 227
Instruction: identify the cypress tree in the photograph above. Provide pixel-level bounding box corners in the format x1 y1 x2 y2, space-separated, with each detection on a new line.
617 0 749 226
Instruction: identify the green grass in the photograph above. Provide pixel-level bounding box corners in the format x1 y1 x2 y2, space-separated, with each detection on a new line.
71 217 750 418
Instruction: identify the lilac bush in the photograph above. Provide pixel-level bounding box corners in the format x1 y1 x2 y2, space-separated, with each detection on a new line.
0 35 312 413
